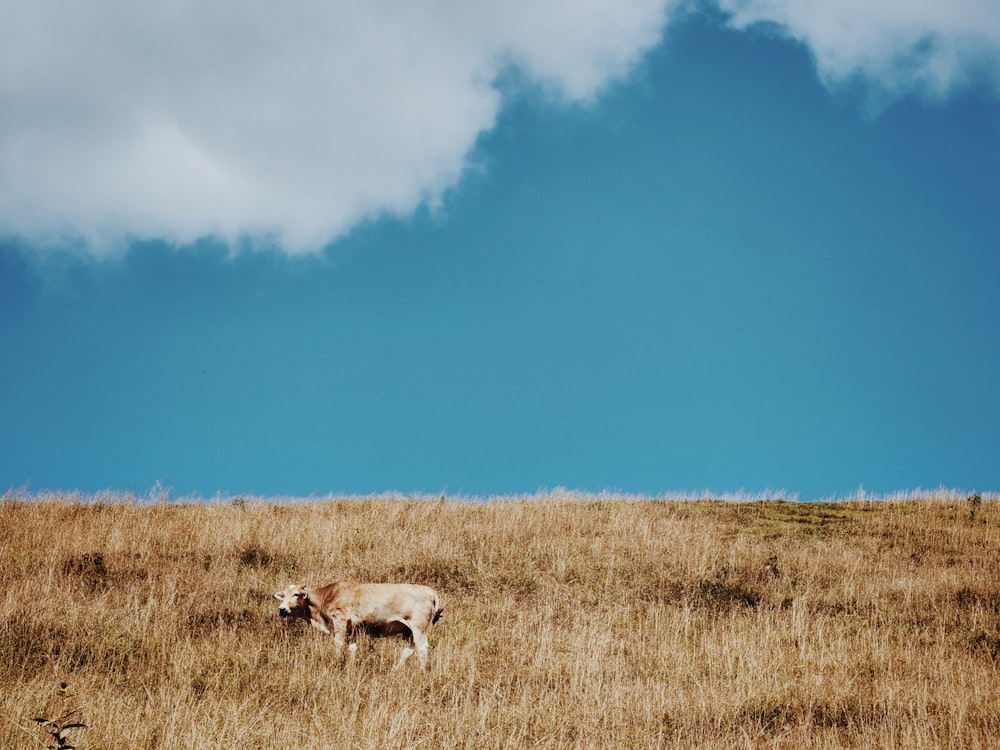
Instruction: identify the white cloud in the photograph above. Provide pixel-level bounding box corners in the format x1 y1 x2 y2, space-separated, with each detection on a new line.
3 2 998 258
715 0 1000 101
0 1 671 256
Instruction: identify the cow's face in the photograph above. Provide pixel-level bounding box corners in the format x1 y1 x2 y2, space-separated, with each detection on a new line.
273 583 310 620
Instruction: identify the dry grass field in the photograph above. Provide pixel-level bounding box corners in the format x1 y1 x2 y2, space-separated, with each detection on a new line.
1 491 998 749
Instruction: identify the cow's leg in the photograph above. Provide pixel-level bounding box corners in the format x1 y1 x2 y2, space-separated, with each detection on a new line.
331 620 349 660
413 629 430 669
394 645 415 669
393 621 417 669
340 620 361 665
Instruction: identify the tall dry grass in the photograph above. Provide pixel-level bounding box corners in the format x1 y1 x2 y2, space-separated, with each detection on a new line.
1 491 998 749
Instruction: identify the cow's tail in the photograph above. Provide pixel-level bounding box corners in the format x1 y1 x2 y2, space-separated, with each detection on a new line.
431 592 443 624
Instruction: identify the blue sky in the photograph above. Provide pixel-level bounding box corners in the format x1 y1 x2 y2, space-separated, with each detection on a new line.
2 3 999 499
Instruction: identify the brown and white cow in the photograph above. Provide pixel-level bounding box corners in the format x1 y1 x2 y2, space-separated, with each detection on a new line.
273 581 442 669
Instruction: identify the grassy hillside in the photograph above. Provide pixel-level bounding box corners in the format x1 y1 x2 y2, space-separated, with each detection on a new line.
1 492 998 748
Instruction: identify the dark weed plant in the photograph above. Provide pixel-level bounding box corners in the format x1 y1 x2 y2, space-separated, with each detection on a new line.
34 712 87 750
33 684 87 750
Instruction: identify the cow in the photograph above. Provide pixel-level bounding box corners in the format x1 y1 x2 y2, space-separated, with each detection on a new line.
273 581 442 669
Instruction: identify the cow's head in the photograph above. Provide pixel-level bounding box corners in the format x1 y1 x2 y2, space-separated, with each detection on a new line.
273 583 311 620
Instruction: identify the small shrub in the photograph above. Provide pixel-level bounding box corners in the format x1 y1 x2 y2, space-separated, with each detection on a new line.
238 546 273 568
237 546 297 571
60 552 148 593
61 553 108 591
689 567 762 610
390 557 479 594
966 630 1000 662
968 493 983 521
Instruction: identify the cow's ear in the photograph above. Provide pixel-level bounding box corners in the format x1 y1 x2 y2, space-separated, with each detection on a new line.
273 591 284 600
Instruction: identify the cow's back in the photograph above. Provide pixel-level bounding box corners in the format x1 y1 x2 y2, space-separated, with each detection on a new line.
316 582 439 629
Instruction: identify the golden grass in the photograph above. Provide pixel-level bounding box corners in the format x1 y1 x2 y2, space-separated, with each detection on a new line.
1 491 998 749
